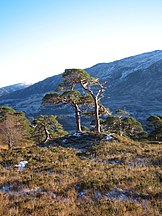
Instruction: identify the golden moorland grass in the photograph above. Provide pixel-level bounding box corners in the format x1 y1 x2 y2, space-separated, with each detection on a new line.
0 134 161 216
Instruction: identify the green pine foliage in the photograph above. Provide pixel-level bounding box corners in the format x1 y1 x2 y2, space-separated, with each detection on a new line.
102 115 147 139
147 116 162 141
32 115 68 144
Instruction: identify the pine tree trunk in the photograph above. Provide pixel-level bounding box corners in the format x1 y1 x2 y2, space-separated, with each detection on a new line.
42 125 50 143
75 104 82 132
94 97 101 133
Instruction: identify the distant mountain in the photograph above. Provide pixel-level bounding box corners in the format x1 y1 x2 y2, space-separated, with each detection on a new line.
0 50 162 130
0 83 31 97
86 50 162 120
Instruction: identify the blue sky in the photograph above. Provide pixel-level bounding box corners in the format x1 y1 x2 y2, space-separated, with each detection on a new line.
0 0 162 87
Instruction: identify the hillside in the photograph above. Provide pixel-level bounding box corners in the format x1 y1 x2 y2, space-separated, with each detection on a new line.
86 50 162 120
0 50 162 130
0 83 30 97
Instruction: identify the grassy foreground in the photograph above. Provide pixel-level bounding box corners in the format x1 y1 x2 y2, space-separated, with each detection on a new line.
0 133 161 216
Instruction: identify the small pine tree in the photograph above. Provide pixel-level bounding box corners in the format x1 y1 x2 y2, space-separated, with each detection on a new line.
32 115 67 144
102 112 147 139
147 116 162 141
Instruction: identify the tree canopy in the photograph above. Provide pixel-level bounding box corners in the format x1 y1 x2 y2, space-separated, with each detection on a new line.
147 116 162 141
42 68 108 133
32 115 67 143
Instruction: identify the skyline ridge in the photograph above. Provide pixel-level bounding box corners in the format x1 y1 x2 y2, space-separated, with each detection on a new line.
1 49 162 88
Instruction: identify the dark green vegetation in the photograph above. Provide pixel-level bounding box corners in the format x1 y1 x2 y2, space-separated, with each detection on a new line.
147 116 162 141
0 68 162 215
32 115 68 144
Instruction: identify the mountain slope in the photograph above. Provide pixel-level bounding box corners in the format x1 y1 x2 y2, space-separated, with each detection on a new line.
0 83 31 97
0 50 162 130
